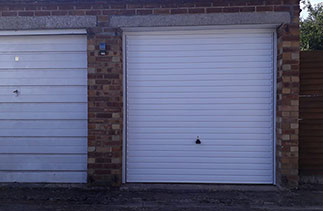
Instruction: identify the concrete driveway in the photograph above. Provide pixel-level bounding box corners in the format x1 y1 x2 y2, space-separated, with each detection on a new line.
0 184 322 211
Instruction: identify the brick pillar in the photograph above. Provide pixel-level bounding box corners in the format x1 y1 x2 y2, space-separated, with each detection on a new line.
276 3 300 187
87 27 123 185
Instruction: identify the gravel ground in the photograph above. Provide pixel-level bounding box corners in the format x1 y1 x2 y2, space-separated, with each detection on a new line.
0 184 322 210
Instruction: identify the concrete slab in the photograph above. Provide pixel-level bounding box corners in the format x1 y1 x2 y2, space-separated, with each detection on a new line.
110 12 291 28
0 16 96 30
122 184 279 192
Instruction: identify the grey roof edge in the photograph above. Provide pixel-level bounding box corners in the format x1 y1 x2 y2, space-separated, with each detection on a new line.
110 12 291 28
0 16 97 30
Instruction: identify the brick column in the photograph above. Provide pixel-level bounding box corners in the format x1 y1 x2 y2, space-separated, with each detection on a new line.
276 3 300 187
87 27 123 185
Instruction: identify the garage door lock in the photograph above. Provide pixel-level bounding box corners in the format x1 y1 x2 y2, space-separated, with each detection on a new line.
13 90 19 96
196 136 201 145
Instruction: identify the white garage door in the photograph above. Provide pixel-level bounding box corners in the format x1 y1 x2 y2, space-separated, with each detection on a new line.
0 31 87 183
125 28 275 184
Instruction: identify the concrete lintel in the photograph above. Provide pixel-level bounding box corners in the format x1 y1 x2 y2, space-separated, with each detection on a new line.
110 12 291 28
0 16 97 30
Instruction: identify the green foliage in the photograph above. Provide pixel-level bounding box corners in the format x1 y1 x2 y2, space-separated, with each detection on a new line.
300 0 323 50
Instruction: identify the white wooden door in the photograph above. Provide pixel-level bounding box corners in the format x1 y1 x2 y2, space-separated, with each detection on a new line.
125 28 275 184
0 34 88 183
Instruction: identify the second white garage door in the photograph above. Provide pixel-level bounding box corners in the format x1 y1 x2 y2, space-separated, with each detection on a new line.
125 28 275 184
0 31 88 183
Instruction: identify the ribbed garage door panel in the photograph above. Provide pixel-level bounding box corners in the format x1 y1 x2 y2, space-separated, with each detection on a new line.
126 29 274 184
0 35 87 183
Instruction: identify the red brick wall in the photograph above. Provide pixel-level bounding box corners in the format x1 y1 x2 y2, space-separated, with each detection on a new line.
0 0 300 17
0 0 300 187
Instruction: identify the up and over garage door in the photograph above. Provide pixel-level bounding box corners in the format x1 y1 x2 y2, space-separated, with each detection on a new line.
0 30 88 183
125 28 276 184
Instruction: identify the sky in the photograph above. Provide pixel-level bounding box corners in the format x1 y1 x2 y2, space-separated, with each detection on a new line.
301 0 323 19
